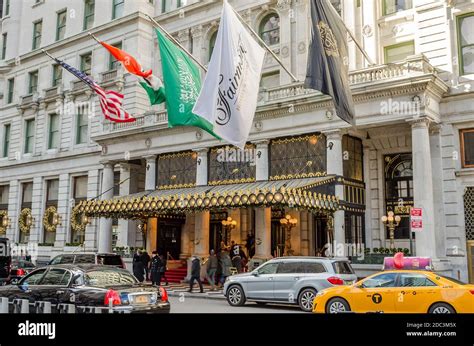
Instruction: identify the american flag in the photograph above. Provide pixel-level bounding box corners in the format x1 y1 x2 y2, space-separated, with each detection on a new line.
54 57 135 123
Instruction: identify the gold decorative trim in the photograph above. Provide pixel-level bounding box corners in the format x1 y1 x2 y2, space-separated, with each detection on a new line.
158 183 196 190
42 206 59 233
158 151 196 160
271 133 323 145
208 178 256 186
210 144 256 153
19 208 32 234
0 210 8 234
270 171 327 181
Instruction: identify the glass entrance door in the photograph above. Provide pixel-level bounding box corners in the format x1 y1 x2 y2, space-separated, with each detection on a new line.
313 215 328 256
157 221 182 260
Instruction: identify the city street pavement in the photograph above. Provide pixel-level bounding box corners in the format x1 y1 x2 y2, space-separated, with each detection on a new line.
169 295 305 313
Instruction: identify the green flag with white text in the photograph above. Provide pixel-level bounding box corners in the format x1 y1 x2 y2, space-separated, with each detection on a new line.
139 74 166 105
156 28 219 139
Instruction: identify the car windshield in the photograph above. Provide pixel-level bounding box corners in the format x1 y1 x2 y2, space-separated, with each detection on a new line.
439 275 468 285
332 261 354 274
84 270 137 288
97 255 122 265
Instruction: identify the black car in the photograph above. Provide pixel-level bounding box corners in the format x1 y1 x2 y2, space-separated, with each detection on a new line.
0 264 170 313
9 259 36 284
48 253 125 269
0 238 11 285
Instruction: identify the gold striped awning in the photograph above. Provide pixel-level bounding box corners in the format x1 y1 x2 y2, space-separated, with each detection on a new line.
74 176 338 220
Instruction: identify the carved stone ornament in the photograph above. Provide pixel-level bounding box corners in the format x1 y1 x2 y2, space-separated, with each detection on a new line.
362 24 373 37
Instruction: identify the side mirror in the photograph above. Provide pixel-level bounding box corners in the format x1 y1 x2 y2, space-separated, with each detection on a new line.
69 274 82 287
356 283 365 289
252 271 259 276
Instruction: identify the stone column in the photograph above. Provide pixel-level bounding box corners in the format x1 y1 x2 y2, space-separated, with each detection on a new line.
195 148 208 186
144 155 157 191
361 0 378 66
29 177 43 244
277 0 293 85
117 163 138 247
254 140 269 181
411 118 437 258
55 174 70 248
228 209 241 244
325 130 345 247
343 0 358 70
98 162 115 253
180 214 194 259
6 180 19 242
84 169 100 251
254 207 272 259
194 211 210 257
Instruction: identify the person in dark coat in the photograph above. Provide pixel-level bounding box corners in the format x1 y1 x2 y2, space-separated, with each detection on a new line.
188 256 204 293
141 250 151 281
246 232 255 258
159 254 169 286
150 251 163 286
132 249 145 283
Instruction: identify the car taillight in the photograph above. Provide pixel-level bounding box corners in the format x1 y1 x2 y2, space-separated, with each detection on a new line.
159 287 168 302
16 269 25 276
470 290 474 295
104 289 122 306
327 276 344 285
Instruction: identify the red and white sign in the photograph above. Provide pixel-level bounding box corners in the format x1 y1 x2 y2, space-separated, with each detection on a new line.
410 208 423 232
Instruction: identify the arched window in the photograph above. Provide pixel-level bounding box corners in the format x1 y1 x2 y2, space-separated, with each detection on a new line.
209 31 217 61
259 13 280 46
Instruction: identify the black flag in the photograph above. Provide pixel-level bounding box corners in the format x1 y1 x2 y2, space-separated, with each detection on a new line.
304 0 355 125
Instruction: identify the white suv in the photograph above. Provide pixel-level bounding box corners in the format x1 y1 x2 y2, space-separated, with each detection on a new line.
223 257 357 312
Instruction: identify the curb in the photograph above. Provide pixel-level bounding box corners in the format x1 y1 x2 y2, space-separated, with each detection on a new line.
168 291 226 301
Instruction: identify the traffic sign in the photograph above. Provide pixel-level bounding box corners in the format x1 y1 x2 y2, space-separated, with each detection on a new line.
410 208 423 232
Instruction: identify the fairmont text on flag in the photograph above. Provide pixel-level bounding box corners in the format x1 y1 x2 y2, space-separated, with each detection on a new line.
192 0 265 149
304 0 355 125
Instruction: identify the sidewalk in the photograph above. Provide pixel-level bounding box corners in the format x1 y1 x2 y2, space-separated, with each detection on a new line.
148 282 226 300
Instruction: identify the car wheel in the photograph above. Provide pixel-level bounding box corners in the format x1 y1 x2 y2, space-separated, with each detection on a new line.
298 288 317 312
226 285 246 306
428 303 456 314
326 298 351 314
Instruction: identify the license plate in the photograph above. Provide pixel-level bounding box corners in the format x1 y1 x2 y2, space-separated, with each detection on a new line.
134 295 149 304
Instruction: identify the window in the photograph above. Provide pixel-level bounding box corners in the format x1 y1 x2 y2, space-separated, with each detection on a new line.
24 119 35 154
76 111 88 144
398 273 436 287
161 0 171 13
73 176 88 200
257 262 279 275
22 182 33 204
109 42 122 70
112 0 124 19
209 31 217 61
7 78 14 104
332 261 355 275
342 135 363 181
384 41 415 63
52 64 62 87
2 124 10 157
362 273 397 288
259 13 280 46
20 269 46 285
48 113 59 149
303 262 326 274
1 33 6 60
41 269 71 285
383 0 413 16
83 0 95 30
0 185 9 206
32 20 42 50
461 129 474 168
457 13 474 75
56 10 67 41
5 0 9 16
80 53 92 75
28 70 38 94
260 71 280 89
44 179 59 244
277 262 305 274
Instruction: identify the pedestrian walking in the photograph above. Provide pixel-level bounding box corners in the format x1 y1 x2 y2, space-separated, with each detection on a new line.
132 249 145 283
205 250 218 290
141 250 151 281
218 251 232 287
159 253 169 286
188 255 204 293
150 251 163 286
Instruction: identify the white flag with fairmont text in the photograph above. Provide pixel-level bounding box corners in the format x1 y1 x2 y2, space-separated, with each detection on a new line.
192 0 265 149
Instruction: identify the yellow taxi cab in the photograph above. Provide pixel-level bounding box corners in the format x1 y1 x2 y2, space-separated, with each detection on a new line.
313 267 474 314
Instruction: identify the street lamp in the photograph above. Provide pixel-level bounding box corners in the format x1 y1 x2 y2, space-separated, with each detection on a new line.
381 211 402 250
280 214 298 256
221 217 237 245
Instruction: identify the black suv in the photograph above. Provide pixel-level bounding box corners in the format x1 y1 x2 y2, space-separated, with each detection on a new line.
0 238 11 285
48 253 125 269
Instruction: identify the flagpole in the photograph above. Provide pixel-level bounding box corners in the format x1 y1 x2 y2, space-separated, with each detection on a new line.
41 49 56 61
145 14 208 72
231 7 299 83
324 0 375 66
88 32 102 45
